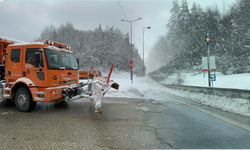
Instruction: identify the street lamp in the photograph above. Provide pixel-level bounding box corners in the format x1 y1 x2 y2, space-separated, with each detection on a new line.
143 26 151 76
121 17 142 84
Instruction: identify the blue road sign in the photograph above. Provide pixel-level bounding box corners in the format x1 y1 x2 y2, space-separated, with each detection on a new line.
210 74 216 81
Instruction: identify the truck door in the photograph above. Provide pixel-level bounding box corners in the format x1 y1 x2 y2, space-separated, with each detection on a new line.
24 48 45 86
7 48 22 79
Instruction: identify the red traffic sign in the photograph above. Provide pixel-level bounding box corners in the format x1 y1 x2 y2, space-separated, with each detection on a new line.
130 60 133 70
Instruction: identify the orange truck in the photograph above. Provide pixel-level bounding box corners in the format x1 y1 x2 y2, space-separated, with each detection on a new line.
79 70 92 79
0 37 118 113
79 70 101 79
92 70 102 77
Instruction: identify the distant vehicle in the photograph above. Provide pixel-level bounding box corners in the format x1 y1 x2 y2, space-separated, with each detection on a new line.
79 70 92 79
92 70 102 77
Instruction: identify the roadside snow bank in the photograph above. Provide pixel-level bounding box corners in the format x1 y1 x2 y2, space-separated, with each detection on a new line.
157 72 250 116
160 88 250 117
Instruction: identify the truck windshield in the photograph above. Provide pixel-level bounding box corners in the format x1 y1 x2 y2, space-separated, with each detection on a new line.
44 48 78 70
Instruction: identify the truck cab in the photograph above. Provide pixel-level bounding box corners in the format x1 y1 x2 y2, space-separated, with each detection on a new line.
92 70 102 77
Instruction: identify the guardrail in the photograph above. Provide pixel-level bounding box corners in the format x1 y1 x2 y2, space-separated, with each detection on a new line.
161 84 250 100
149 75 166 82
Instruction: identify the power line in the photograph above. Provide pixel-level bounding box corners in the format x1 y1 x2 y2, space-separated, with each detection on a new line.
117 0 128 21
117 1 139 52
117 1 133 43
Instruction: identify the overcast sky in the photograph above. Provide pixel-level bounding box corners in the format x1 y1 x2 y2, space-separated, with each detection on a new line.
0 0 236 58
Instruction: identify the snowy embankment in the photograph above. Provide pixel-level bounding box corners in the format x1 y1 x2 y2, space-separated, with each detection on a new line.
160 72 250 117
80 71 250 117
160 88 250 117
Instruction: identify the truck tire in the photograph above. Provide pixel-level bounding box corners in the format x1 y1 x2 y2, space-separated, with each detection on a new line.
15 87 37 112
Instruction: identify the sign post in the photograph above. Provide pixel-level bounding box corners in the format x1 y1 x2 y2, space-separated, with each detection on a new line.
205 33 211 87
210 74 216 87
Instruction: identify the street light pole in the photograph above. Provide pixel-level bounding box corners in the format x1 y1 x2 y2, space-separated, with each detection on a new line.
121 17 142 84
143 26 151 77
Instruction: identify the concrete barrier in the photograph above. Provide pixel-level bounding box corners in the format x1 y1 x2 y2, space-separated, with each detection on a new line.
161 84 250 100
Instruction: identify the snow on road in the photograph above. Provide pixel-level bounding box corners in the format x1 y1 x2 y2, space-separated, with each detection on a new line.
81 71 250 117
102 71 162 100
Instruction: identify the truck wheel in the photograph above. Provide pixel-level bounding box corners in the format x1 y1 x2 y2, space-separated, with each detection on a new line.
15 87 37 112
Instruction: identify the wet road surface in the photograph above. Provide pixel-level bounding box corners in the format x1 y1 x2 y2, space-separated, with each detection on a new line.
0 98 164 150
0 93 250 149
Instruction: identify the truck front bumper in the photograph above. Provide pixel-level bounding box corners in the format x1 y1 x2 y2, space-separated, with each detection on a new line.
31 82 88 102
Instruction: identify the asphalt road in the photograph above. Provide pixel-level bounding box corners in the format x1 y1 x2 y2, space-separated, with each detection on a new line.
0 97 164 150
0 92 250 149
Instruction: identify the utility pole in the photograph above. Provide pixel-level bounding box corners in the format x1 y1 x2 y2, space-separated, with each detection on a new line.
121 17 142 84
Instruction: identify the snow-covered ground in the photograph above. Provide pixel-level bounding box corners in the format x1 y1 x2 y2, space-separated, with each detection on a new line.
80 71 250 117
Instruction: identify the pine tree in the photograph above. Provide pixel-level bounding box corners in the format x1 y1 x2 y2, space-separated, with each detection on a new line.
176 0 191 70
166 0 181 56
178 0 190 35
188 3 205 67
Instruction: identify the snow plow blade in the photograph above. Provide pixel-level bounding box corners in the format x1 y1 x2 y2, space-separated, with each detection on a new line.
87 77 119 114
66 64 119 114
64 77 119 114
88 64 118 114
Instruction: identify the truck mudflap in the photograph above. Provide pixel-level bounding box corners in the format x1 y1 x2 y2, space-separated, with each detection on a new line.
63 64 119 114
0 80 7 101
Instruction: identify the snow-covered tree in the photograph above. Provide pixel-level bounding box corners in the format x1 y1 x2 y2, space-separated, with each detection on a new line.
35 24 57 42
36 22 143 73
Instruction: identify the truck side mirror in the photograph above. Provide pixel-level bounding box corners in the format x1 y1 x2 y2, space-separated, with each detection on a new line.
35 52 40 64
35 49 43 71
76 58 79 67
